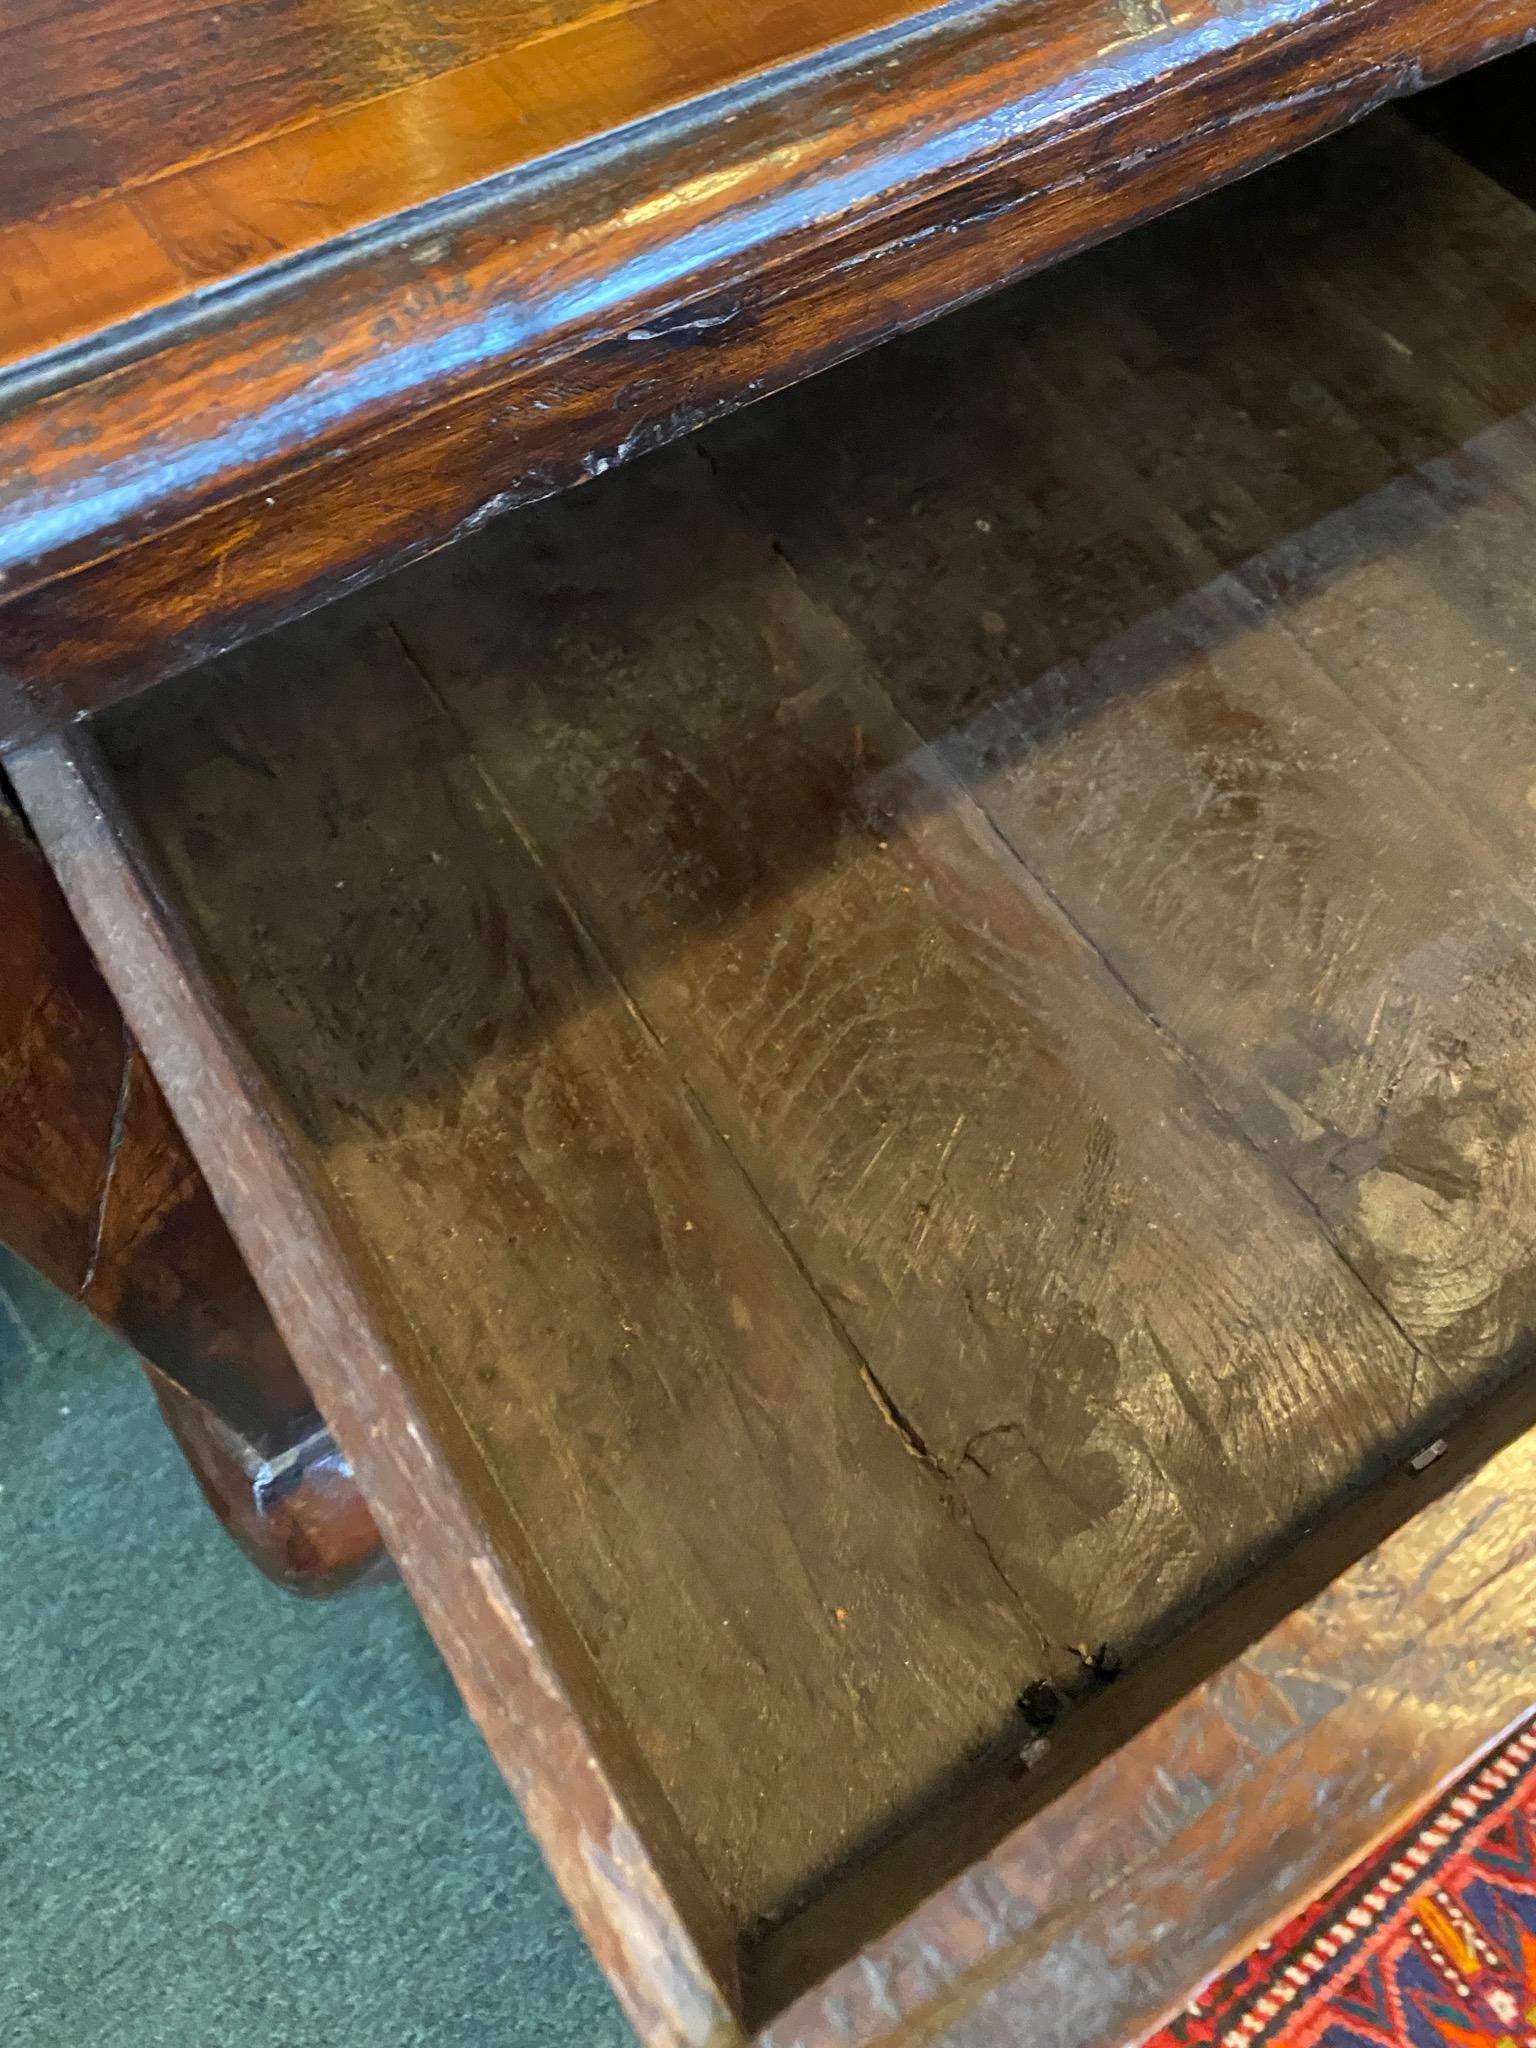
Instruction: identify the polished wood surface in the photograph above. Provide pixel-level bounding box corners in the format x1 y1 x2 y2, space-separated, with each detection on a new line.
14 111 1536 2041
0 788 379 1592
1 0 937 367
2 0 1532 732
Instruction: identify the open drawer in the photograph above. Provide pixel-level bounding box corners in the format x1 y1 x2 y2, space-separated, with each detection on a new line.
14 108 1536 2045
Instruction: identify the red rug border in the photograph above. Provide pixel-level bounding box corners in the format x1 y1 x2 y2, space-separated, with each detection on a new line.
1149 1709 1536 2048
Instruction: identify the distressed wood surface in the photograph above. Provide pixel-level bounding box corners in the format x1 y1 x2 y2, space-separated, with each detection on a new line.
759 1404 1536 2048
7 731 745 2048
78 612 1058 1937
64 110 1536 1971
700 113 1536 1400
695 110 1536 708
2 0 1533 727
16 102 1536 2044
0 786 379 1592
372 446 1432 1682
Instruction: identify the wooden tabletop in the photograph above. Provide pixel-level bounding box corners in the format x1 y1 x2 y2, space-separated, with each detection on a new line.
4 0 948 376
2 0 1533 733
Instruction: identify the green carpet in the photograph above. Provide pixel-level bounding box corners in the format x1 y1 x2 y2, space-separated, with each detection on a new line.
0 1249 630 2047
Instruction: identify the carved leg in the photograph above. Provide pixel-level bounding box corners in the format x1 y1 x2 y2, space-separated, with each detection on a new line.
0 781 381 1593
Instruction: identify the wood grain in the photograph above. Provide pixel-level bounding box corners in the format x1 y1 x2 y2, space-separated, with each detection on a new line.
0 785 380 1591
23 676 1536 2047
8 729 745 2048
51 355 1536 2019
14 0 1521 375
3 0 573 231
0 0 934 362
695 113 1536 722
15 99 1536 2043
699 114 1536 1397
369 442 1436 1675
761 1408 1536 2048
82 393 1494 1954
2 0 1533 728
81 614 1054 1940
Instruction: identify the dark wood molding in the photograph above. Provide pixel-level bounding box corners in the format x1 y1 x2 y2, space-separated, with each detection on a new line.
0 782 380 1593
0 0 944 371
3 0 1533 727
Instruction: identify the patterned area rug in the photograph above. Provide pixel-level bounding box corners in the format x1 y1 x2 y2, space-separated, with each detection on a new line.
1148 1716 1536 2048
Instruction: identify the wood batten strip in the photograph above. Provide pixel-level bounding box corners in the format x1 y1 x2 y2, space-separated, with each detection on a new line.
4 728 744 2048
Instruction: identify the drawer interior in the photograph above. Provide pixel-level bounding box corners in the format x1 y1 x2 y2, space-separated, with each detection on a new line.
50 103 1536 2002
